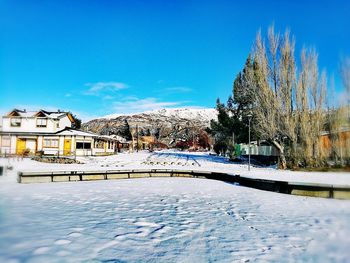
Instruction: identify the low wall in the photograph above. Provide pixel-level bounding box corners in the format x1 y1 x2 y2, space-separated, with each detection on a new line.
17 169 350 200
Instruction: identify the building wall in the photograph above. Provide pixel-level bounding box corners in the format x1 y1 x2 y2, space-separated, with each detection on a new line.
41 136 60 155
0 133 116 157
59 136 66 155
2 116 72 133
37 135 43 150
92 140 116 155
238 144 279 157
58 116 72 131
75 136 94 156
320 131 350 159
10 136 16 154
0 135 13 155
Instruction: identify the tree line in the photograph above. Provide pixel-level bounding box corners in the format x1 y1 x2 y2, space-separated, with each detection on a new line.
208 25 350 169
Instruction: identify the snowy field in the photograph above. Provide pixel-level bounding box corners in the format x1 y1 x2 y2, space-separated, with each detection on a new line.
0 151 350 262
1 150 350 186
0 178 350 262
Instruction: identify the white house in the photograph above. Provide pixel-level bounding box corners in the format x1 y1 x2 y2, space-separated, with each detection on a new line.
0 109 117 156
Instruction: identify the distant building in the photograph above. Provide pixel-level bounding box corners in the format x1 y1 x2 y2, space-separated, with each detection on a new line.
0 109 117 156
108 135 129 152
320 127 350 160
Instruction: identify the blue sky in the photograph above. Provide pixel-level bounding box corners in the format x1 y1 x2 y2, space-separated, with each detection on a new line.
1 0 349 120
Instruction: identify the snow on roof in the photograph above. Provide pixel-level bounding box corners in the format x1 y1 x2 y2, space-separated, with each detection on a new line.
56 128 98 137
320 126 350 136
6 109 70 119
108 134 128 142
97 135 120 141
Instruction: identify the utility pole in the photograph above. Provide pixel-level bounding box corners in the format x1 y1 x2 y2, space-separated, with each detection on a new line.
247 113 252 171
136 124 139 152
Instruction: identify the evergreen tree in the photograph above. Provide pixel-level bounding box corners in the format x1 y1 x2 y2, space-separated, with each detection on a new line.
233 54 256 112
139 129 145 136
207 99 234 155
208 56 259 156
119 120 132 140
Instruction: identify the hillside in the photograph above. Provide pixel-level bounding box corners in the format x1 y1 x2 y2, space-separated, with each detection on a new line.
82 108 218 146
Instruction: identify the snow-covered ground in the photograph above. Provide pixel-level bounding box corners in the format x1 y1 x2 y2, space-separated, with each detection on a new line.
0 151 349 261
1 150 350 186
0 178 349 262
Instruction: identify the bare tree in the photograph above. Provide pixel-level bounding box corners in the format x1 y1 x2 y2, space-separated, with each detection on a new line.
341 58 350 106
340 57 350 123
295 48 313 164
278 29 297 162
252 30 288 168
339 57 350 163
268 24 280 95
252 27 328 168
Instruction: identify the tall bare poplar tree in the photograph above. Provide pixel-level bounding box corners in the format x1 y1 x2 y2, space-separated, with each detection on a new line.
252 29 288 168
340 57 350 162
224 25 347 168
278 29 297 162
251 26 328 168
268 24 280 96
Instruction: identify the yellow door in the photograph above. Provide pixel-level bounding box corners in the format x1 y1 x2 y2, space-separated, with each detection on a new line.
64 139 71 156
16 138 26 155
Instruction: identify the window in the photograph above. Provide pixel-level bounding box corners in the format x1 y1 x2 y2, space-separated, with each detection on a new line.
36 118 47 127
1 136 11 147
109 141 114 149
94 140 104 149
43 139 59 148
56 122 60 128
10 117 21 127
76 142 91 149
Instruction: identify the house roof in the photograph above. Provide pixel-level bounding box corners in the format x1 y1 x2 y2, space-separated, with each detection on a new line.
55 129 120 141
5 109 74 121
0 128 118 140
96 135 120 141
320 126 350 136
108 134 128 142
55 127 98 137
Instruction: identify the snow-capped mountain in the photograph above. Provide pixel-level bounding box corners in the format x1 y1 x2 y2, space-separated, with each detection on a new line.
102 108 217 124
82 108 218 146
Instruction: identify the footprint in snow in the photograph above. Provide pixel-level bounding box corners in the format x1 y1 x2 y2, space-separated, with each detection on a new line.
54 239 71 245
33 246 50 255
68 232 82 238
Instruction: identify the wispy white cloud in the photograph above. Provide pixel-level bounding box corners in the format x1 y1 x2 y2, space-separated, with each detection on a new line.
84 81 128 95
111 97 183 114
164 86 193 93
102 95 114 100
